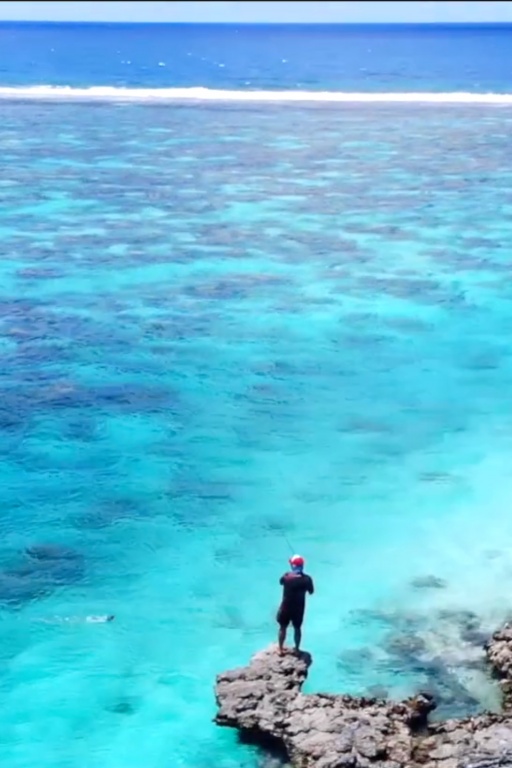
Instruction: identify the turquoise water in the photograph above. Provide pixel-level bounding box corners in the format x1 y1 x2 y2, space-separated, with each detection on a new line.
1 101 512 765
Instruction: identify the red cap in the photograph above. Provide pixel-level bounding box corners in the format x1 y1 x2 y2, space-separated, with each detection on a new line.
289 554 304 567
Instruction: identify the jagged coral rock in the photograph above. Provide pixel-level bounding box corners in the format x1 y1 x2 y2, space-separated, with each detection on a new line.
213 626 512 768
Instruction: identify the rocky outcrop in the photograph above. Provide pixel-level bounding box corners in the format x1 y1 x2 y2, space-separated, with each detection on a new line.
486 625 512 710
215 647 312 734
416 715 512 768
213 623 512 768
215 647 435 768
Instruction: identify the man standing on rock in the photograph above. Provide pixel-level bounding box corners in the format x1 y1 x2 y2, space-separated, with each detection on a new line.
277 554 314 654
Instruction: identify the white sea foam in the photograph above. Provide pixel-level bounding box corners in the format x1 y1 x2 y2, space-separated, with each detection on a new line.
0 85 512 104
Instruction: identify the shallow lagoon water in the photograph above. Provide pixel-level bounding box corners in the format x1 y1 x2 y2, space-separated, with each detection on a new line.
1 102 512 766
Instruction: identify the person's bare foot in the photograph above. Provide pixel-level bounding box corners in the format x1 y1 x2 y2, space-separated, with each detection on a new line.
277 646 285 656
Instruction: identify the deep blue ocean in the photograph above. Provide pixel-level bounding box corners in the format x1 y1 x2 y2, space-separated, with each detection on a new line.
1 20 512 768
0 22 511 91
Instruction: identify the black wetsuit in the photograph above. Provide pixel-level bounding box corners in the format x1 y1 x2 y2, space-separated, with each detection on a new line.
277 571 314 629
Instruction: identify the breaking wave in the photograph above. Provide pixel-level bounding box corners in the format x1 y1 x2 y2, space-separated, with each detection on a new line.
1 85 512 104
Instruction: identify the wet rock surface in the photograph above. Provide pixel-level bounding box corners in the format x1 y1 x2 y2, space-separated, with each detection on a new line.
214 624 512 768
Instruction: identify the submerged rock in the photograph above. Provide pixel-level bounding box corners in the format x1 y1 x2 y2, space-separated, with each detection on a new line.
105 699 137 715
366 684 389 700
0 571 51 606
337 647 375 674
22 543 85 585
25 544 83 562
213 624 512 768
461 627 490 648
411 576 448 590
437 609 480 632
0 543 87 607
385 631 427 659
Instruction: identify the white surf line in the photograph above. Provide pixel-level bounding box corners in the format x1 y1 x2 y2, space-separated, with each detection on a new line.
0 86 512 104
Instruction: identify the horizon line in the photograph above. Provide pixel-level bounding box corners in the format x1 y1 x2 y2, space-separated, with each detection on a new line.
0 20 511 26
